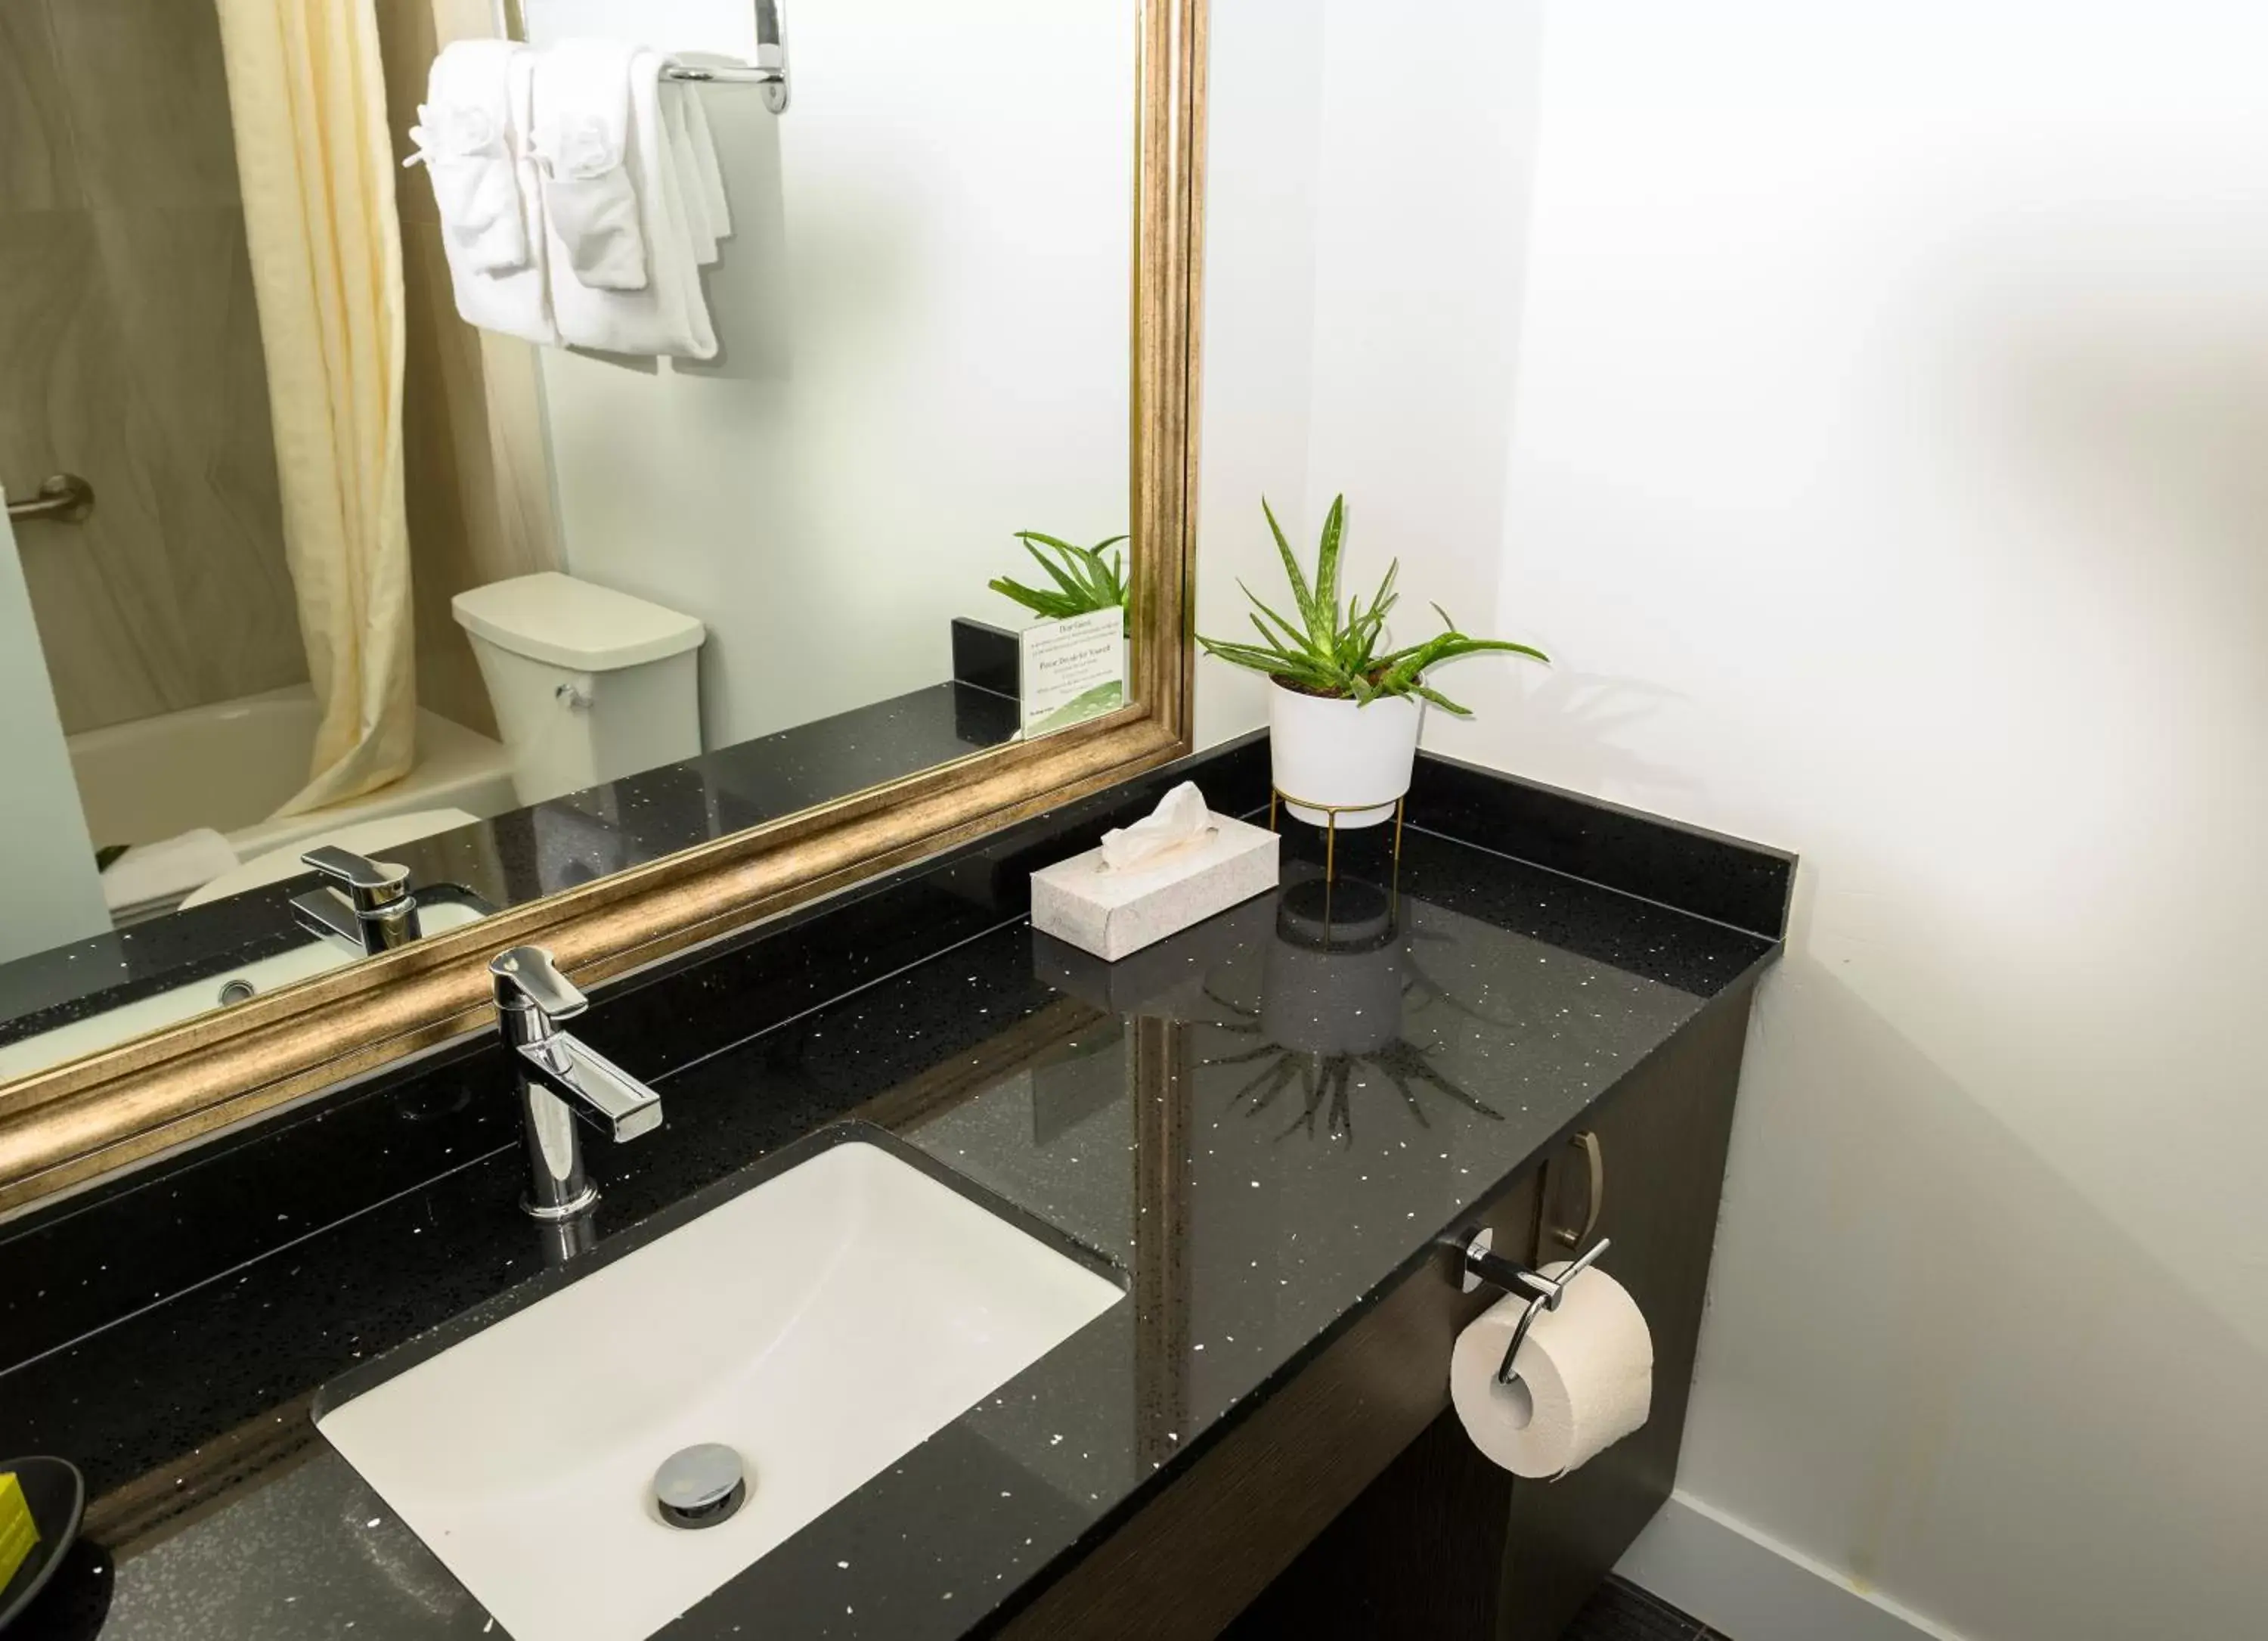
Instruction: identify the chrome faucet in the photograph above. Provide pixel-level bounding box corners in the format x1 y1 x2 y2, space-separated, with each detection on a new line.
294 847 423 955
490 946 663 1221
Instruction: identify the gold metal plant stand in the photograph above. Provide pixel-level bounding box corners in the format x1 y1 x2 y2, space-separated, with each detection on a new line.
1266 787 1407 885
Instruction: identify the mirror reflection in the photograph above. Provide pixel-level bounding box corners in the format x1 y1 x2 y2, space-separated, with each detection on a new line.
0 1 1139 1084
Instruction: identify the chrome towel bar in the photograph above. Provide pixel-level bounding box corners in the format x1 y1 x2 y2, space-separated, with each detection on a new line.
663 59 785 108
501 0 791 114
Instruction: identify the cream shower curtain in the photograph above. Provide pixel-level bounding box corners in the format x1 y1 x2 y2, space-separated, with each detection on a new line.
213 0 416 815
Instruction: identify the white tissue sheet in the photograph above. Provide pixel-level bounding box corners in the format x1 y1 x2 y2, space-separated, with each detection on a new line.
1098 780 1212 873
1451 1261 1653 1479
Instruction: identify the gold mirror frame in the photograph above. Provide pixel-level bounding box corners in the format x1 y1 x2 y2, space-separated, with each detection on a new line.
0 0 1207 1216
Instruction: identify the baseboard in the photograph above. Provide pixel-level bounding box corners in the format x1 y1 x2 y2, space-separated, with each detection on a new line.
1615 1492 1970 1641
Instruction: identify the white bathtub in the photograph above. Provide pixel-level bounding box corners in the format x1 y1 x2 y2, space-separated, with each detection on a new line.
68 684 517 858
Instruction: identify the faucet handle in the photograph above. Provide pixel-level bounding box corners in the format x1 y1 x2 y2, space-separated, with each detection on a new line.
491 945 589 1021
302 846 413 911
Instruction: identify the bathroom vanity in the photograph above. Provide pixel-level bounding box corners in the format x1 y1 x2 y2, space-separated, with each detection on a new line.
0 9 1790 1631
0 740 1789 1640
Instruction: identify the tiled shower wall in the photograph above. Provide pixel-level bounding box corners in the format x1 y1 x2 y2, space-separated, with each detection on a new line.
0 0 307 734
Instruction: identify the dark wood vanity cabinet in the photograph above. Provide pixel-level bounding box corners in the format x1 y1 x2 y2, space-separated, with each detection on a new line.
1097 979 1758 1641
1493 976 1753 1639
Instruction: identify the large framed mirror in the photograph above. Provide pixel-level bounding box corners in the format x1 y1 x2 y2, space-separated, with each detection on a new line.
0 0 1204 1212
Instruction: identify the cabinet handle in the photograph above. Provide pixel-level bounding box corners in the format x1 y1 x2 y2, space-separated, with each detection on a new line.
1552 1130 1605 1249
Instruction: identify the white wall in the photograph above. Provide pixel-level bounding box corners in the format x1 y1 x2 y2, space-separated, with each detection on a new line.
1194 0 1545 747
528 0 1133 747
1201 5 2268 1639
1188 0 1321 749
0 504 109 963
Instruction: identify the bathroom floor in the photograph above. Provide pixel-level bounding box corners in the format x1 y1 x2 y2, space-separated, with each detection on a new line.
1567 1576 1730 1640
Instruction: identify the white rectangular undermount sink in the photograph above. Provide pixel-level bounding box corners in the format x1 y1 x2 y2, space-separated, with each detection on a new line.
316 1134 1122 1641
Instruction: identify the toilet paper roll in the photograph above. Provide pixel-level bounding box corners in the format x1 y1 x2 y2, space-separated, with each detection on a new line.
1450 1261 1653 1479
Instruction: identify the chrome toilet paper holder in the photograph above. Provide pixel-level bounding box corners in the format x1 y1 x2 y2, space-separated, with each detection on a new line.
1447 1227 1613 1385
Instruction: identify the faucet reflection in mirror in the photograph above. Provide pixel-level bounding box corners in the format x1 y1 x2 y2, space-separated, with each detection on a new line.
291 848 423 956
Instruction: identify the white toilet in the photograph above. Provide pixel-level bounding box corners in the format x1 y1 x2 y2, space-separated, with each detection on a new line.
451 572 706 808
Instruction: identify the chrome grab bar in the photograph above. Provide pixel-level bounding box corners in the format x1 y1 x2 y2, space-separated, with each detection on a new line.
5 473 94 526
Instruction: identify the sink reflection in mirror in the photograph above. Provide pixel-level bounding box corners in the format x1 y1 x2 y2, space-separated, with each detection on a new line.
0 895 489 1085
314 1128 1123 1641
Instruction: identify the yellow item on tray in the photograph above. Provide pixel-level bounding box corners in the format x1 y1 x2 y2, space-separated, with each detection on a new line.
0 1470 36 1590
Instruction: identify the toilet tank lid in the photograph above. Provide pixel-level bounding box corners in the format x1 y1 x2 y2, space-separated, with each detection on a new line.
451 572 705 672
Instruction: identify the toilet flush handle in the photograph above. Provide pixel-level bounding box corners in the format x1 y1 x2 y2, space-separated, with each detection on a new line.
555 681 593 712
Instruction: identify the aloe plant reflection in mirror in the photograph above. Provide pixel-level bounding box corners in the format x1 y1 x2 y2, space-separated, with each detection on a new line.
988 531 1129 622
989 530 1132 739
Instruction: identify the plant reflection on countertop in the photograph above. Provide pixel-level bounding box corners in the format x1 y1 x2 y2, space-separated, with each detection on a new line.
1194 873 1504 1143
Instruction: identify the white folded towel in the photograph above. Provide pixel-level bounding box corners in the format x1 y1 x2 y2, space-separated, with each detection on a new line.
101 829 239 916
409 41 557 346
538 47 718 359
412 41 525 273
686 88 731 259
532 39 650 292
665 84 732 267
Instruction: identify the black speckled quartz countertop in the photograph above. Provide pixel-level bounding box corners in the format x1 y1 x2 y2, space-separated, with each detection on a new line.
0 737 1789 1641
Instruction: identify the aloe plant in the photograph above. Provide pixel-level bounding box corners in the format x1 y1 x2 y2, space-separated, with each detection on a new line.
989 531 1129 621
1197 495 1547 715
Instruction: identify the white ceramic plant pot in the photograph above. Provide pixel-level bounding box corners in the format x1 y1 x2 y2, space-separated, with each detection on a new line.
1268 682 1421 829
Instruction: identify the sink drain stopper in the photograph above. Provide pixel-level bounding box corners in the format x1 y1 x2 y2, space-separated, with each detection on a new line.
653 1444 748 1530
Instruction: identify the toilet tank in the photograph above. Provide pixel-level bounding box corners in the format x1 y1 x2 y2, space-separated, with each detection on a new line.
451 573 705 808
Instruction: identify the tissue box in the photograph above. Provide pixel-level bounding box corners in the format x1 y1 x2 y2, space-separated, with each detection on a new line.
1031 812 1279 961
